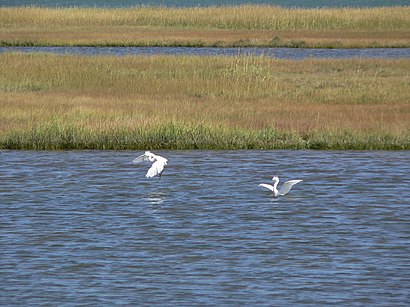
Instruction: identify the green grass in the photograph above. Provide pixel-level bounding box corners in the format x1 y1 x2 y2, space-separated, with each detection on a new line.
2 122 406 150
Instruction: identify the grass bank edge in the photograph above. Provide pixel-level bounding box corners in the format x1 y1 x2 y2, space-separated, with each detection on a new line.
1 39 409 49
1 124 408 150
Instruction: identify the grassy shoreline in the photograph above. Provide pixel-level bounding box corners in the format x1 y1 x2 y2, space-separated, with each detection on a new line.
1 6 409 48
1 53 409 150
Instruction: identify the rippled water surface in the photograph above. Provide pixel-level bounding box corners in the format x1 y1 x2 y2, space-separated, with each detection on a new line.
2 46 410 59
1 150 410 305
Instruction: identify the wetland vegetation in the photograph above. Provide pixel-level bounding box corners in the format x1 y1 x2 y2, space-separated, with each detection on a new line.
1 5 409 48
1 53 409 150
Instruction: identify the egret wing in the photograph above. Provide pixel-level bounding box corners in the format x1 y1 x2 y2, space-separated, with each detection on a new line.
279 180 303 195
259 183 274 192
133 153 149 164
146 160 165 178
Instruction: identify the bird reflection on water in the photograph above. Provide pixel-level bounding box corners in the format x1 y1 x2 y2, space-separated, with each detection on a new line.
145 191 167 206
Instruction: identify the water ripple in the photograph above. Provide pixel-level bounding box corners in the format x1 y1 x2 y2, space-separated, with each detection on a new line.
1 150 409 305
1 46 410 59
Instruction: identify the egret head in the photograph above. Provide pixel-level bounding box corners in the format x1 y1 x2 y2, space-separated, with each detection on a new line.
145 151 155 162
272 176 279 182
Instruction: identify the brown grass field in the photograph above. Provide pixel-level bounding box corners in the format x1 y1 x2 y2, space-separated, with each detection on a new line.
0 53 409 149
1 6 409 48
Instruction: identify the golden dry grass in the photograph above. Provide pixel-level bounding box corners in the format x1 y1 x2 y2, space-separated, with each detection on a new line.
1 53 409 149
2 6 409 30
1 6 409 47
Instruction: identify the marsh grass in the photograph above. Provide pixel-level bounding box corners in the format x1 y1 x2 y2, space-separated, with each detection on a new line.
0 53 409 149
2 6 409 30
1 6 409 47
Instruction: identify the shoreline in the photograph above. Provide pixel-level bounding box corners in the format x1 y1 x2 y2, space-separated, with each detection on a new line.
1 41 409 49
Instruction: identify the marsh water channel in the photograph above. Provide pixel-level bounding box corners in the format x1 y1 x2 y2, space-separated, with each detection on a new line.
1 46 410 59
1 150 409 305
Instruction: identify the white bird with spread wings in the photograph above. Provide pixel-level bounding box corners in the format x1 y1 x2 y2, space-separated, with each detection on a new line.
133 151 168 178
259 176 302 197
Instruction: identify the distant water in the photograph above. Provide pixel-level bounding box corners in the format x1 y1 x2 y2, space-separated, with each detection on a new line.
1 150 409 305
2 46 410 59
1 0 409 8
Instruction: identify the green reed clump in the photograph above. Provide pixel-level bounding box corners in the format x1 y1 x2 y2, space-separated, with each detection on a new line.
301 130 409 150
2 122 407 150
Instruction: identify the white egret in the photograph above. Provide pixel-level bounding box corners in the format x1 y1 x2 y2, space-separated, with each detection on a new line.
259 176 302 197
133 151 168 178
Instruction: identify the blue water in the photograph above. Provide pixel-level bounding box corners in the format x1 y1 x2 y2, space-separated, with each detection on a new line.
2 46 410 59
1 0 409 8
1 150 409 305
